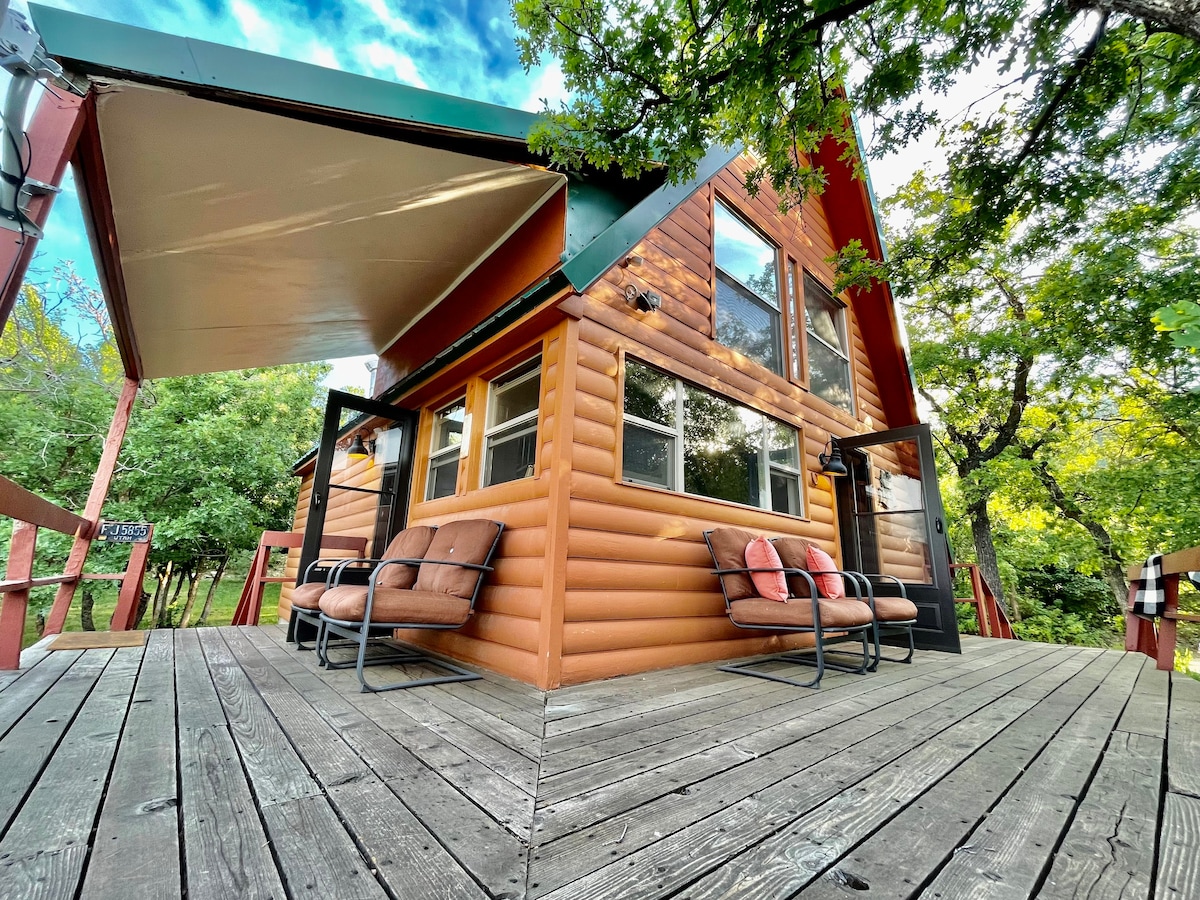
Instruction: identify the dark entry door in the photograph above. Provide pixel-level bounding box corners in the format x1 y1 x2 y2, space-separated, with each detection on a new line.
297 389 417 582
834 424 960 653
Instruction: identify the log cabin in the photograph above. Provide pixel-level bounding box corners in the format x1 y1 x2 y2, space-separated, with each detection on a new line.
18 4 960 688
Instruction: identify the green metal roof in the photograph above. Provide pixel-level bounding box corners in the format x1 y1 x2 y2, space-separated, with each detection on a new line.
29 3 536 145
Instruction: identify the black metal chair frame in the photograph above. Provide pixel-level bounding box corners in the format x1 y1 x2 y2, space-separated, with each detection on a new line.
845 571 916 668
704 530 873 689
288 556 372 651
317 523 504 692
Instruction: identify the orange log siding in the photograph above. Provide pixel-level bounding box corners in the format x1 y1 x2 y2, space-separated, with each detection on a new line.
284 157 912 688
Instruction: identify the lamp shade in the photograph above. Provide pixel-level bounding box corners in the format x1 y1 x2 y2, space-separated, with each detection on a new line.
819 443 848 477
346 433 370 460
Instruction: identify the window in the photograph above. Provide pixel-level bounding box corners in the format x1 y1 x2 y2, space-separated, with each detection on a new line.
713 201 782 375
426 399 464 500
622 359 803 516
483 358 541 487
803 273 854 413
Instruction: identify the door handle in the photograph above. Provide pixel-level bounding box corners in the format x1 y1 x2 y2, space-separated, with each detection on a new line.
935 517 943 534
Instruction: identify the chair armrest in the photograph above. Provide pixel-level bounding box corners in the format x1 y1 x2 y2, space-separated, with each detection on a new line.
853 572 908 598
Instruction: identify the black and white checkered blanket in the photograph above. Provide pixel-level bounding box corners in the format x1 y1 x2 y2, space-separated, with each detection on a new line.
1131 554 1166 617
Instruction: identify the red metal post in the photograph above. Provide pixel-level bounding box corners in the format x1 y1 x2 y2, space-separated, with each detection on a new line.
0 87 86 334
0 522 39 669
45 376 140 635
110 525 153 631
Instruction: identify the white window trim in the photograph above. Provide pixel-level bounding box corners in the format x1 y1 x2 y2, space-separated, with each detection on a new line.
713 199 784 376
803 273 856 415
481 359 541 488
622 363 803 516
426 398 465 500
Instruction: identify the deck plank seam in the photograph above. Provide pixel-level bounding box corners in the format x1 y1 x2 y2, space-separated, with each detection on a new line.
0 649 115 847
225 627 520 898
69 643 150 900
526 647 1098 896
204 628 405 900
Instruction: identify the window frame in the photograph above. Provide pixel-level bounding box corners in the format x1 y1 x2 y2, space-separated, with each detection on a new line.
481 356 542 488
801 270 856 415
425 397 465 501
711 195 785 378
621 357 805 518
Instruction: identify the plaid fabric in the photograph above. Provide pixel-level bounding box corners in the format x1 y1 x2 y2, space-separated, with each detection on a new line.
1131 554 1166 616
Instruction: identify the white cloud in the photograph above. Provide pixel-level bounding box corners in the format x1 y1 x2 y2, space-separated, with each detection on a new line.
358 41 427 89
354 0 419 39
230 0 282 56
519 59 567 113
305 41 342 71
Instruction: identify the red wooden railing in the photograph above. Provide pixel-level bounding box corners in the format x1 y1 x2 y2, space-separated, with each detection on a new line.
1125 546 1200 671
951 563 1015 639
231 531 368 626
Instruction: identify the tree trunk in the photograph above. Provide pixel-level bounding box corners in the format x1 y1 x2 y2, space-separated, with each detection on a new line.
967 493 1010 615
149 562 172 630
196 556 228 627
80 587 95 631
133 590 152 631
159 568 185 628
178 569 203 629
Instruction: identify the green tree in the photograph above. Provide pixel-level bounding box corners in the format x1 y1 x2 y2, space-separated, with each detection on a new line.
893 173 1200 612
1 274 329 636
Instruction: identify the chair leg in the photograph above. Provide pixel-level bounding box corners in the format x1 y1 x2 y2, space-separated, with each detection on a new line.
874 622 916 665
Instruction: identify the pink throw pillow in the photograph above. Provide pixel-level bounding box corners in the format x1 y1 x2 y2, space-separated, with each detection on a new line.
745 537 788 602
806 544 845 599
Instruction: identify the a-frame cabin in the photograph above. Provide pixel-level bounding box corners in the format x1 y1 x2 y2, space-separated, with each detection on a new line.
22 4 959 689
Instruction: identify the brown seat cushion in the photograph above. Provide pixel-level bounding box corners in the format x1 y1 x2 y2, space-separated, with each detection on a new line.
873 595 919 622
290 581 326 611
706 527 761 601
376 525 438 589
319 585 471 625
728 597 873 629
413 519 501 599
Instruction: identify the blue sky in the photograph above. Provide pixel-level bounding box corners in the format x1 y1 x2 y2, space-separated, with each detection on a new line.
17 0 567 383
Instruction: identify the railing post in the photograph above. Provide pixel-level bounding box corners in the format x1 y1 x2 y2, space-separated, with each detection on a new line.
0 522 39 669
45 376 140 635
110 525 153 631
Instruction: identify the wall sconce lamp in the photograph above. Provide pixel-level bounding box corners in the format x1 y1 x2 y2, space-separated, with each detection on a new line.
346 431 375 462
818 440 848 477
624 283 662 313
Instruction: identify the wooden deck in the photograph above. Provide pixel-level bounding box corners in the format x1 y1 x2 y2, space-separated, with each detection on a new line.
0 628 1195 900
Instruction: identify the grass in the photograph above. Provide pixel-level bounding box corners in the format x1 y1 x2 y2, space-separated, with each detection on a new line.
20 575 283 650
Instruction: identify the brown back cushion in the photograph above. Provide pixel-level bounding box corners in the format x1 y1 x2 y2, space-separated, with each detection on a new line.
376 525 438 589
413 519 502 599
705 527 760 601
772 537 814 598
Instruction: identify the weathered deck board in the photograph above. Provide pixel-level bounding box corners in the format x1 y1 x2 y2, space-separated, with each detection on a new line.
0 649 110 837
0 629 1191 900
173 629 286 900
80 632 180 900
0 648 139 900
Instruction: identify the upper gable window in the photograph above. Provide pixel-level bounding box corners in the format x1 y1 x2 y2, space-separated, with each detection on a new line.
713 201 782 376
803 273 855 413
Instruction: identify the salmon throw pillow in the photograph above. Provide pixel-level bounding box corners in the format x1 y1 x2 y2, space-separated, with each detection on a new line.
745 537 788 602
805 544 845 599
